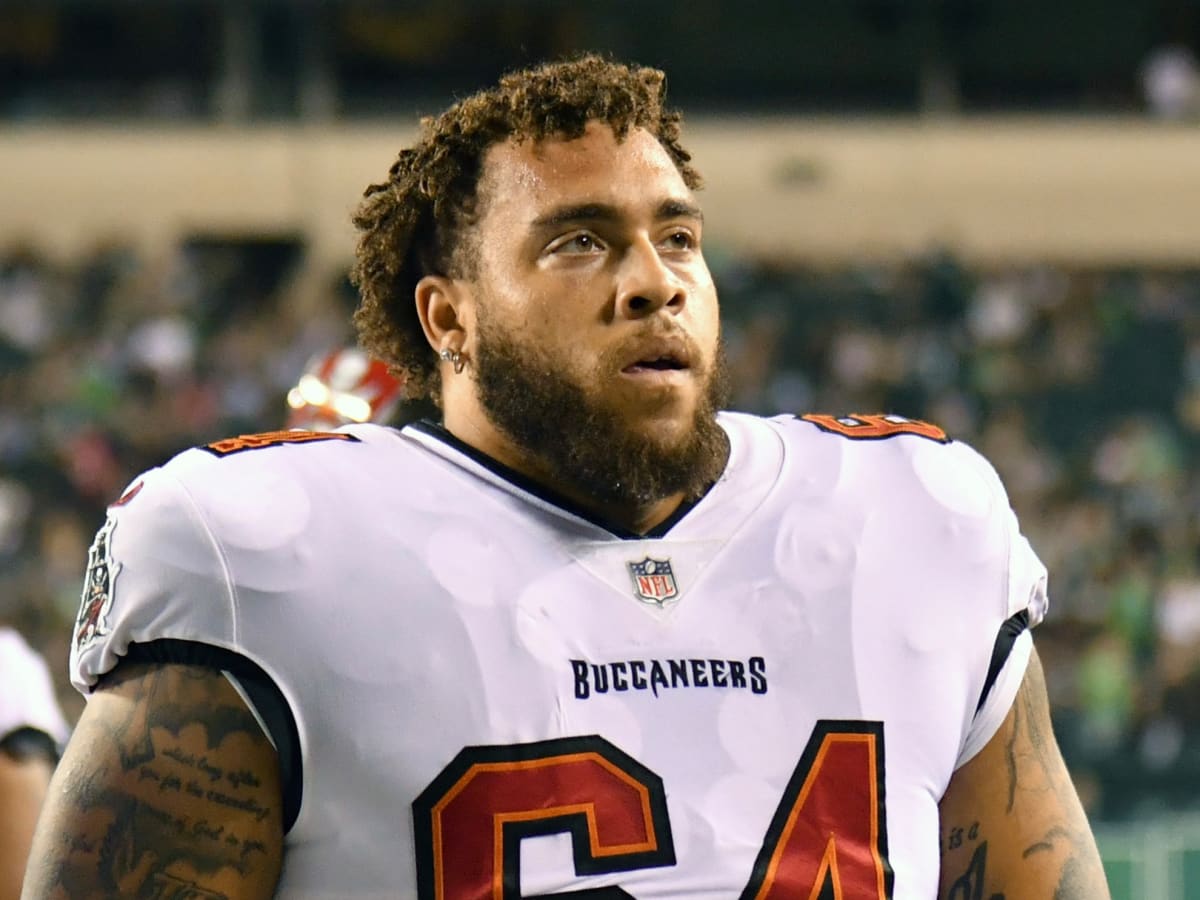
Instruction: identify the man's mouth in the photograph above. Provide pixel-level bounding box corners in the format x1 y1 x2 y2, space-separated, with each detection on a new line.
619 336 693 376
622 354 688 374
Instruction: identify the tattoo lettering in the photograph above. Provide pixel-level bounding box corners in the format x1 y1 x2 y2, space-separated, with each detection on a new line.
148 872 230 900
204 787 272 821
946 820 980 851
26 664 281 899
228 768 262 789
946 841 1005 900
944 824 1005 900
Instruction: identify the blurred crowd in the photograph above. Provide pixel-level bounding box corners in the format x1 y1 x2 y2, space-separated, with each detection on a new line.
1 237 1198 824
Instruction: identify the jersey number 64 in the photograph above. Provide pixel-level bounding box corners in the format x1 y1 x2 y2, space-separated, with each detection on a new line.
413 720 892 899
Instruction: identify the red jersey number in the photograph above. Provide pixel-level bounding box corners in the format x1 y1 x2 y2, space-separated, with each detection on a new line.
413 722 891 899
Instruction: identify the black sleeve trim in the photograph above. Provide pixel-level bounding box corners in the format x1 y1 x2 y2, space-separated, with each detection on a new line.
0 726 60 765
975 610 1030 714
120 639 303 834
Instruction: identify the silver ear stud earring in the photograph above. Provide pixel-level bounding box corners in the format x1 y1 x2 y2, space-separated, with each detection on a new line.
440 348 465 374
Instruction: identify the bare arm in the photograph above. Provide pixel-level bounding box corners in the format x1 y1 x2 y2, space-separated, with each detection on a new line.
21 663 283 900
0 746 54 900
938 647 1110 899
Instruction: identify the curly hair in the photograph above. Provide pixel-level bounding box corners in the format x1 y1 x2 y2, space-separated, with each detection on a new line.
350 54 702 402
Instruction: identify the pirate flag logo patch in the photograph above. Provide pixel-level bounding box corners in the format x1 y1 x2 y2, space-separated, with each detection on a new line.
75 516 121 651
627 557 679 607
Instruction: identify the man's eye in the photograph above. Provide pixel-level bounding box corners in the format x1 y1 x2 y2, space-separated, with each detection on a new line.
663 231 695 250
554 233 602 253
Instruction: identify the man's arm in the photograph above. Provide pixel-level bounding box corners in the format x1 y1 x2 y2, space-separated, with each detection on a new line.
938 647 1110 899
0 735 56 900
21 663 283 900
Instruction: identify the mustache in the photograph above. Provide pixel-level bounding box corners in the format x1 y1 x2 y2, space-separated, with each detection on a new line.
601 325 708 373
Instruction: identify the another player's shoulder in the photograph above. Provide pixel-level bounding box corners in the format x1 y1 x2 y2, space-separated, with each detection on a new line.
0 627 46 682
0 627 67 742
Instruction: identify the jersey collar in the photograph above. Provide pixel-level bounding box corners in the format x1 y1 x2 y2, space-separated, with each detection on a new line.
401 414 778 541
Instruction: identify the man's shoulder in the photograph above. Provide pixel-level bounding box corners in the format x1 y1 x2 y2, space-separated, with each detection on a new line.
169 423 400 476
101 424 415 553
722 409 955 445
152 423 407 502
739 410 1008 514
70 424 421 694
772 411 953 448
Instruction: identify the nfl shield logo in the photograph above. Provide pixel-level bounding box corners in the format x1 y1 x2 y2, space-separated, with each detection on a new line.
627 557 679 607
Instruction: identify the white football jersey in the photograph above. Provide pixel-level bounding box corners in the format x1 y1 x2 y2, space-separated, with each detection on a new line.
1 627 69 747
71 412 1047 900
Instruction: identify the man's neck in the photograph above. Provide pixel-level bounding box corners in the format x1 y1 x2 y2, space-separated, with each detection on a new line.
439 406 687 536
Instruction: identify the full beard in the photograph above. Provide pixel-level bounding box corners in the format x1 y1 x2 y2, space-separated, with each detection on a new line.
472 317 731 513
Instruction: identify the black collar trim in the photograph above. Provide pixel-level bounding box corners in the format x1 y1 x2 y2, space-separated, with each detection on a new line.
407 420 710 540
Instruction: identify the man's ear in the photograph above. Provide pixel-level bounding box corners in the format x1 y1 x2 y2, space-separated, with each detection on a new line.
415 275 472 355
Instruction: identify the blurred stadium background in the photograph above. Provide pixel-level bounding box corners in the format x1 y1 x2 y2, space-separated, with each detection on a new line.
2 2 1200 895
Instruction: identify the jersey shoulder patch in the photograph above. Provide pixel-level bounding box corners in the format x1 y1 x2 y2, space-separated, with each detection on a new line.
798 413 950 444
201 429 361 457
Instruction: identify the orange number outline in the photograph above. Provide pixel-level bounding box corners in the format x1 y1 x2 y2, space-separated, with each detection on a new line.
414 723 891 899
200 430 360 457
740 721 891 900
413 736 674 900
800 413 949 444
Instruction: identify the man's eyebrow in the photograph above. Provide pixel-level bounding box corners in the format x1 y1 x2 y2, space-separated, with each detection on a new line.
656 198 703 223
530 198 703 230
531 203 620 230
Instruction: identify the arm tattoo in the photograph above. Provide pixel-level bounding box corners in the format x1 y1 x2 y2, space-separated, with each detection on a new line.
943 824 1005 900
1054 855 1090 900
27 664 280 899
941 654 1109 900
945 841 1003 900
1018 663 1060 781
1022 825 1071 859
149 872 231 899
1003 699 1020 814
1006 656 1110 899
1016 825 1098 900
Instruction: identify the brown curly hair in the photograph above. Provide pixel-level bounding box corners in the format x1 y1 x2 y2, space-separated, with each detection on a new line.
350 54 702 402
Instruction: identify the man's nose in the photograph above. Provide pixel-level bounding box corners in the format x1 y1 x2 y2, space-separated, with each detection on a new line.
614 239 687 319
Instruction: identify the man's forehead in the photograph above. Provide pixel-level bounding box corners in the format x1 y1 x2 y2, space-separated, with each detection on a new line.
480 124 692 215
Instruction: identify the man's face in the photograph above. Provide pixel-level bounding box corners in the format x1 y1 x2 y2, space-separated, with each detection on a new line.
461 122 728 509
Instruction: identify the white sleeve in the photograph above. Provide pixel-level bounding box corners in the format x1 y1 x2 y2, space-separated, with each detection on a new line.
955 500 1049 768
0 628 69 745
69 464 238 695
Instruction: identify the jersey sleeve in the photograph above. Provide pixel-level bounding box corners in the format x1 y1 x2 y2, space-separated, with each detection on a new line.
0 628 69 745
954 450 1049 768
69 462 238 695
773 414 1050 777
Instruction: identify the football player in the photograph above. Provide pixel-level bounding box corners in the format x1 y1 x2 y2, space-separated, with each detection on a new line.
0 628 68 900
26 56 1110 898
